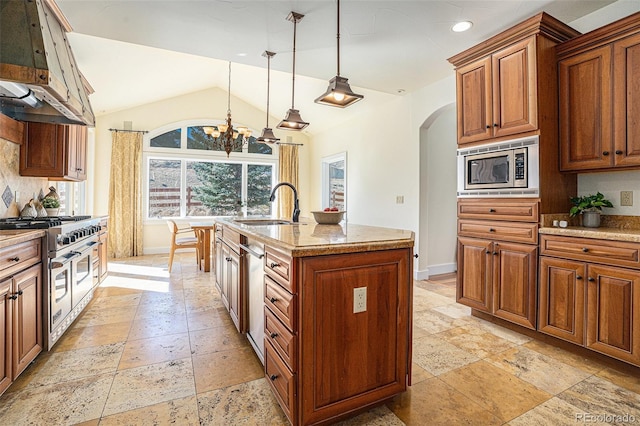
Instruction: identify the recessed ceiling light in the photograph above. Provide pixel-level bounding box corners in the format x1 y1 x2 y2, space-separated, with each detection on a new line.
452 21 473 32
236 53 247 57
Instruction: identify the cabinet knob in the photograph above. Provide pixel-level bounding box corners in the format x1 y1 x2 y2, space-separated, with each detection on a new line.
270 297 278 303
489 209 496 213
9 257 20 262
270 262 280 268
493 123 498 127
270 332 279 339
493 251 498 256
588 277 595 282
582 248 589 253
8 295 17 300
615 150 623 155
486 125 491 129
486 250 491 254
16 290 23 296
414 254 419 258
270 374 278 381
225 257 232 262
489 228 495 232
576 275 583 280
603 151 610 156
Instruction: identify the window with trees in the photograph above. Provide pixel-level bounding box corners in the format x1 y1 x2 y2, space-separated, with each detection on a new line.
144 122 277 219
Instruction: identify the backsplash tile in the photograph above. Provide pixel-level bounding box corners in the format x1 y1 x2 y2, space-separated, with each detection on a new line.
0 137 48 217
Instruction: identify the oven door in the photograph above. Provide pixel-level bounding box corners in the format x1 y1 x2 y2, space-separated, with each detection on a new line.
72 241 96 308
49 252 76 334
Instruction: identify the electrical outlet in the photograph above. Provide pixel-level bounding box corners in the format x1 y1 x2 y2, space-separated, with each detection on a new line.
396 195 404 204
354 287 367 313
621 191 633 206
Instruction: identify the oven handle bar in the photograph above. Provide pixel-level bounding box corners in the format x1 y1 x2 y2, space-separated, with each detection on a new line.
50 251 81 269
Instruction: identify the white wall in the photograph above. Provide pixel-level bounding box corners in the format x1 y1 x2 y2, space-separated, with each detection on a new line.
417 103 457 279
90 87 311 254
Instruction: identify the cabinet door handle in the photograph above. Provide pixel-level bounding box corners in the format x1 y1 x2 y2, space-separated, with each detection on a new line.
8 295 17 300
576 275 583 280
270 297 278 303
489 208 496 213
225 257 232 262
270 262 280 268
582 248 589 253
270 332 279 339
588 277 595 282
602 151 610 156
615 150 623 155
9 257 20 262
270 374 278 381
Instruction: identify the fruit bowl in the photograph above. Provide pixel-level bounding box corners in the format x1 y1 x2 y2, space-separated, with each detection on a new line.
311 210 345 224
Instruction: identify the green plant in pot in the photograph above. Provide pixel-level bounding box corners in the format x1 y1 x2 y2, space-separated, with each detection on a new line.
42 197 60 216
569 192 613 228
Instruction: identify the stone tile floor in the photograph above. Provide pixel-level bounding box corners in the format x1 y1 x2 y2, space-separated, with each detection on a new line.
1 253 639 425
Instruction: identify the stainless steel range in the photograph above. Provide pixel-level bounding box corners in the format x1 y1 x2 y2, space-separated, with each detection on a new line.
0 216 102 349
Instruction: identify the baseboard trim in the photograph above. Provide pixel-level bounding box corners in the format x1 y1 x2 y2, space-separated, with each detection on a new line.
143 247 197 255
414 262 457 281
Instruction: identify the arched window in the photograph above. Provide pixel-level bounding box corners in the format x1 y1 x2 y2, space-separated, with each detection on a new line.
143 121 277 219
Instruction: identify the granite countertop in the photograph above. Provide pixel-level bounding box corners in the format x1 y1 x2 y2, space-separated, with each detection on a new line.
0 229 46 249
216 217 415 257
539 214 640 243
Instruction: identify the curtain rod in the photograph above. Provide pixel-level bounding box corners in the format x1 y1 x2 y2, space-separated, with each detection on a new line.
277 142 304 146
109 128 149 134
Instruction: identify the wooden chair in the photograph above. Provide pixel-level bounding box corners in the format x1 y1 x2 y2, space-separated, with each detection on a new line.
167 220 199 273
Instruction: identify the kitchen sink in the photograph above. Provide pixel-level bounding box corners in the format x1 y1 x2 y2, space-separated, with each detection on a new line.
233 218 293 226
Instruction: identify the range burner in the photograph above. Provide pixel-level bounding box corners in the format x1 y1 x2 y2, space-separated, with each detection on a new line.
0 215 92 230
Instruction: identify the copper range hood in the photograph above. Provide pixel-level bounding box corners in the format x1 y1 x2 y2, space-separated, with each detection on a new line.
0 0 94 126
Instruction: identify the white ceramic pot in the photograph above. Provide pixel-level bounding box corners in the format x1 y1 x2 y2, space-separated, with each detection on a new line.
45 208 59 217
582 211 601 228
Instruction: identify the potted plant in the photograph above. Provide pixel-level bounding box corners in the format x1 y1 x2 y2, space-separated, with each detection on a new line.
42 197 60 217
569 192 613 228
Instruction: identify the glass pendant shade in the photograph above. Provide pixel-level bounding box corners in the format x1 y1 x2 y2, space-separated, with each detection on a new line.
315 75 363 107
256 50 280 144
278 12 309 131
278 108 309 130
315 0 363 108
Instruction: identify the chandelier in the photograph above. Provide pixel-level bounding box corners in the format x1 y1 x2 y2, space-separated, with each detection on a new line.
203 61 252 157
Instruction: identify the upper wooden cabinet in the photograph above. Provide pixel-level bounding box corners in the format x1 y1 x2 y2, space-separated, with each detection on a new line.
449 13 580 145
20 122 88 181
558 13 640 171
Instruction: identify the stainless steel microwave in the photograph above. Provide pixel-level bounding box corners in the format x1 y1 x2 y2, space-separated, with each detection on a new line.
457 136 539 197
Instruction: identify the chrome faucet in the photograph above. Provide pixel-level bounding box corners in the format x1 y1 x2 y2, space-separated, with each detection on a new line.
269 182 300 222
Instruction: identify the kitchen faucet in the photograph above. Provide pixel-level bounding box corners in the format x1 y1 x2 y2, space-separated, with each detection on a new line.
269 182 300 222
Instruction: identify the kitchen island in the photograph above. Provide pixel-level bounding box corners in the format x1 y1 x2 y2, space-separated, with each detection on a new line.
214 217 414 426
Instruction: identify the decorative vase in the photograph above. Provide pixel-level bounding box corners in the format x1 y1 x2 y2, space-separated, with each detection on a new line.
45 208 59 217
582 210 601 228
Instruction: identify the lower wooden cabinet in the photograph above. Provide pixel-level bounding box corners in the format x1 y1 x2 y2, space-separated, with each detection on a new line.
214 227 244 333
457 237 537 329
539 234 640 366
1 262 43 396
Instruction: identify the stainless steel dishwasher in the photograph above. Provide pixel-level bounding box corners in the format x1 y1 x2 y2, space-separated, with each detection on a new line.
240 238 265 364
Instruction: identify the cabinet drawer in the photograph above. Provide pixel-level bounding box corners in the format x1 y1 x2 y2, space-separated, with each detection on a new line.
265 247 293 293
265 275 295 332
0 239 41 277
265 340 295 423
458 199 539 222
541 235 640 269
265 308 296 369
458 219 538 244
222 227 243 253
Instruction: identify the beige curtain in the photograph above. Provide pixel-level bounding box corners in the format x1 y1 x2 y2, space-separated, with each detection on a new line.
107 131 143 258
277 144 299 220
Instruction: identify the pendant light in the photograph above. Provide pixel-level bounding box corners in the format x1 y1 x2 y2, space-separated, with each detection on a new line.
315 0 363 108
256 51 280 144
277 12 309 131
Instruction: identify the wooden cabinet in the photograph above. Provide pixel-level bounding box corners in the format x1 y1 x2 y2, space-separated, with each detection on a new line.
449 13 579 146
456 198 539 330
457 237 537 329
0 236 44 397
455 37 537 144
98 218 108 283
558 13 640 171
539 234 640 366
260 242 411 426
20 122 88 181
214 225 245 333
